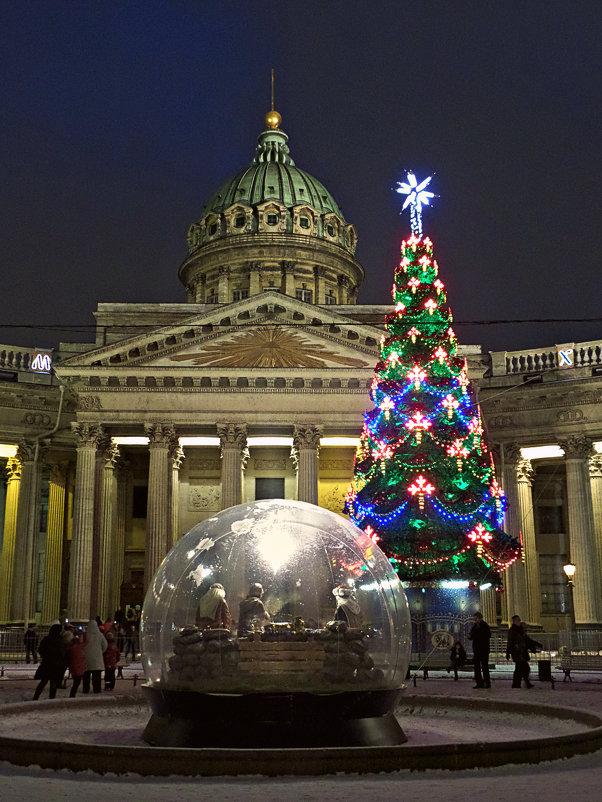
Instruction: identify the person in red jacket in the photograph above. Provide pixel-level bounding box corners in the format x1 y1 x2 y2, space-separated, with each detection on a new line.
103 631 121 690
68 635 87 698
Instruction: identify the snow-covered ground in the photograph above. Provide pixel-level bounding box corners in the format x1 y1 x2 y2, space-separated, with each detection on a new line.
1 665 601 801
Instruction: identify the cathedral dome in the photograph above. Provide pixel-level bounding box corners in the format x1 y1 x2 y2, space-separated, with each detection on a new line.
179 117 363 307
203 129 345 219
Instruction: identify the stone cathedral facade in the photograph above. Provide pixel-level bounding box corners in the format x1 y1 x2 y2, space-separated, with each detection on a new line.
1 114 601 629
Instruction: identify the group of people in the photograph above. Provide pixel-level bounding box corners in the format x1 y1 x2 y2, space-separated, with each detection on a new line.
31 617 124 701
448 612 542 689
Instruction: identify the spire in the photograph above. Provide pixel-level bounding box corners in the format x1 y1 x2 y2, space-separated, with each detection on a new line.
255 71 294 166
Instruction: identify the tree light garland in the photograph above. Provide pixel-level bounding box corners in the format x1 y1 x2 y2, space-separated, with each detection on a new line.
345 176 520 582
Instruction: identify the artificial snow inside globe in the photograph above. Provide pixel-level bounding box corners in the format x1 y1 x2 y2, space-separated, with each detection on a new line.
141 499 411 748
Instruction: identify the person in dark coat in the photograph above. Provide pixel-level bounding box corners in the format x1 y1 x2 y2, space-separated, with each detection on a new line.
468 612 492 688
506 615 542 688
32 624 67 700
237 583 269 636
447 641 467 681
24 623 39 663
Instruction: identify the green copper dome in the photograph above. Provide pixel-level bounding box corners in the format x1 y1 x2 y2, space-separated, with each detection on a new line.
202 128 345 219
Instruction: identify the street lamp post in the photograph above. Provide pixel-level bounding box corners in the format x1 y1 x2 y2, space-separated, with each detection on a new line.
563 562 576 645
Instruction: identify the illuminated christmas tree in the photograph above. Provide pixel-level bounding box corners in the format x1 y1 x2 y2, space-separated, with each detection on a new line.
346 173 520 583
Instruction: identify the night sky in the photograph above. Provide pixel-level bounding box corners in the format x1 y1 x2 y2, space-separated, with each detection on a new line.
1 1 600 353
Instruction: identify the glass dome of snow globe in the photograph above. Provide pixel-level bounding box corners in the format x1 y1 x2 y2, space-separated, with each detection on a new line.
140 499 411 747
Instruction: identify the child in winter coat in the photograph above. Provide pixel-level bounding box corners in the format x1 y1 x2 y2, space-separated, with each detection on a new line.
103 631 121 690
68 635 87 697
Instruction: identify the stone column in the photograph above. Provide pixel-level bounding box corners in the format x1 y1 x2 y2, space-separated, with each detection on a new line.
559 436 602 624
41 462 68 623
314 266 326 305
96 441 119 621
218 265 231 303
169 443 185 548
282 260 296 296
338 274 350 304
292 424 322 505
0 458 21 622
589 454 602 600
145 424 177 588
11 441 43 623
500 443 528 622
67 423 105 623
479 587 497 627
249 262 262 295
218 424 247 509
516 458 541 626
110 460 129 617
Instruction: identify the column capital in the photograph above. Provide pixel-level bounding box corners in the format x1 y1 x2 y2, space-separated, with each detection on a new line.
293 424 322 451
217 423 247 453
313 265 327 278
337 274 350 287
5 456 21 482
559 435 593 460
71 422 106 448
516 458 534 484
101 441 120 469
503 442 523 467
218 265 231 277
46 460 69 485
170 443 185 471
16 440 37 463
281 260 296 273
589 453 602 478
145 423 177 449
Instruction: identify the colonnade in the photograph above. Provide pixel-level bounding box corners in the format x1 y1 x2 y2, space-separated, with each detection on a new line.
500 437 602 627
0 421 324 624
1 429 601 627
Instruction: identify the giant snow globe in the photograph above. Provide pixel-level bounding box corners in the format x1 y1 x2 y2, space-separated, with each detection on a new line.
141 499 411 747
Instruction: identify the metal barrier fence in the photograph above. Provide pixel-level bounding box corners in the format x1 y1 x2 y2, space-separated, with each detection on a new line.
0 627 142 663
0 627 51 662
2 626 600 664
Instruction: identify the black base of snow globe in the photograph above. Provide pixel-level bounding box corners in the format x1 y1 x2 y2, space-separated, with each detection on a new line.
142 685 406 748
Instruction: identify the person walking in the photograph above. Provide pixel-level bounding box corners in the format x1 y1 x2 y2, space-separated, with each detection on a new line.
67 635 87 698
506 615 542 688
123 623 136 662
82 619 107 694
447 640 467 681
24 623 39 664
103 632 121 690
32 624 67 700
468 611 492 688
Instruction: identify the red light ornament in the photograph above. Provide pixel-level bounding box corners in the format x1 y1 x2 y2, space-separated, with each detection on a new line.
407 365 427 389
467 522 492 557
405 411 432 443
408 474 435 510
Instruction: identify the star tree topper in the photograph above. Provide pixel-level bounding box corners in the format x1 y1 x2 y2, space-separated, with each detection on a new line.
396 172 435 237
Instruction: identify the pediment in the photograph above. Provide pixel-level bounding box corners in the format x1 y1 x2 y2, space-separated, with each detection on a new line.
58 293 381 372
158 325 371 369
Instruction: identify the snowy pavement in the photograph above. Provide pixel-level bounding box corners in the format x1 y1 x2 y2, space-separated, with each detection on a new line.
0 665 601 801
